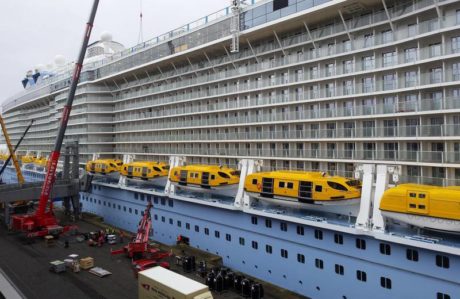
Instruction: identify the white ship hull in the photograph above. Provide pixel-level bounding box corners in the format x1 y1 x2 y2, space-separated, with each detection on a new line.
382 211 460 233
125 176 168 186
171 181 238 197
246 191 360 216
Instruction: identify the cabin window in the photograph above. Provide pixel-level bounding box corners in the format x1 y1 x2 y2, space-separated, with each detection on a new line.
266 245 273 254
315 259 324 269
281 249 288 258
379 243 391 255
161 216 165 222
252 241 258 249
436 255 450 268
186 223 190 229
287 182 294 189
334 234 343 244
204 228 209 235
409 203 417 208
194 225 199 232
380 277 392 289
215 231 220 238
296 225 304 235
327 181 348 191
265 219 272 228
356 238 366 250
252 179 258 185
280 222 288 231
239 237 245 246
335 264 344 275
314 229 323 240
437 293 451 299
154 214 158 220
409 192 416 198
177 220 182 227
279 181 286 188
218 172 231 179
406 249 419 261
315 185 323 192
211 175 215 180
356 270 367 282
153 167 161 172
169 218 173 225
251 216 258 225
226 234 231 241
418 193 426 198
297 254 305 264
418 204 426 209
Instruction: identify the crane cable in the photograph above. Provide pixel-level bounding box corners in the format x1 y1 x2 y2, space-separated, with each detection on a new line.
138 0 144 44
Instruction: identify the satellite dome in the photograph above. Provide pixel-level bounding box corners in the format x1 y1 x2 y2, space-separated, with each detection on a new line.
54 55 66 66
100 31 113 42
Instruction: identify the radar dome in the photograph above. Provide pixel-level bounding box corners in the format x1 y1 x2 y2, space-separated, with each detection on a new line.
54 55 66 66
100 31 113 42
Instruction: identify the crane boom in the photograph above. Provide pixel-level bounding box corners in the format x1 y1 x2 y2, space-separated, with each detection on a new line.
0 119 34 179
11 0 99 237
0 115 25 185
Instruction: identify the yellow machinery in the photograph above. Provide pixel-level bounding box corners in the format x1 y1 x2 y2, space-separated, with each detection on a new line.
169 165 240 187
244 171 361 203
85 159 123 174
21 155 36 164
380 184 460 221
120 161 169 180
33 157 48 167
0 115 24 184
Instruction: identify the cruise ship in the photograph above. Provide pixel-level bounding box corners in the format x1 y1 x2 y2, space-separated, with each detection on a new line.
1 0 460 298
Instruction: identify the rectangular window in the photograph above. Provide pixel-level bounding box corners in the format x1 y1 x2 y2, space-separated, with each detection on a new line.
195 225 199 232
314 229 323 240
186 223 190 230
437 293 451 299
239 237 245 246
252 241 258 250
266 245 273 254
404 48 417 63
204 228 209 235
280 222 288 231
297 254 305 264
177 220 182 227
436 255 450 268
382 29 393 43
154 214 158 220
335 264 344 275
251 216 258 225
215 231 220 238
356 238 366 250
226 234 231 241
334 234 344 244
382 51 396 67
406 249 419 261
315 258 324 269
356 270 367 282
169 218 173 225
297 225 304 235
380 277 392 289
273 0 288 11
281 249 288 259
379 243 391 255
161 216 165 223
265 219 272 228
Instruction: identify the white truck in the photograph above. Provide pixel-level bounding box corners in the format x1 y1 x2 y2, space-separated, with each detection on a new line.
138 267 213 299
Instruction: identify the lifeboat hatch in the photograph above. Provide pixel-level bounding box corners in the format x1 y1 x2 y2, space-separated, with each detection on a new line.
261 178 274 198
202 172 210 186
142 167 148 177
298 181 313 202
179 170 188 185
127 166 133 177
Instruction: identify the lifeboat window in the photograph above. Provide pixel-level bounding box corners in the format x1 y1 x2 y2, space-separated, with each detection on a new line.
163 166 170 170
327 181 348 191
153 167 162 172
409 193 416 198
110 163 116 168
231 171 241 176
418 205 426 209
346 180 361 187
409 203 416 209
418 193 426 199
279 181 285 188
315 185 323 192
252 179 258 185
287 182 294 189
211 175 215 180
218 172 230 179
174 171 178 176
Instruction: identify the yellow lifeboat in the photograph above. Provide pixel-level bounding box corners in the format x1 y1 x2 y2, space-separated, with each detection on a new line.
244 171 361 213
120 161 169 183
86 159 123 176
33 157 48 167
21 155 36 164
169 165 240 196
380 184 460 232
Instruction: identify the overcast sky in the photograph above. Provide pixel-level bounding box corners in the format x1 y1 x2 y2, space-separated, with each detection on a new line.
0 0 230 104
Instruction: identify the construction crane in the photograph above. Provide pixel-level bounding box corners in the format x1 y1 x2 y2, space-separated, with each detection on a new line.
0 116 25 185
0 119 34 181
11 0 99 238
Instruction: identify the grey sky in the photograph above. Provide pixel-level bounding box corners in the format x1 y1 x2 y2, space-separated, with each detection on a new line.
0 0 230 104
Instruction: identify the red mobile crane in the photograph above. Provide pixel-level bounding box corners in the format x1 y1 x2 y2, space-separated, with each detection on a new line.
111 200 170 262
11 0 99 238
